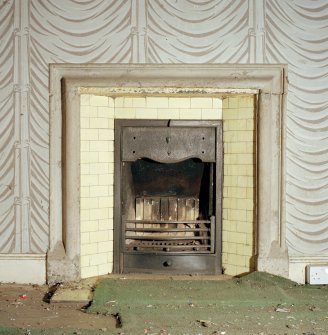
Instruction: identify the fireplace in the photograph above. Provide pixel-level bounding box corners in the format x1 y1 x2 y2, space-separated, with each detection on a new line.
115 120 222 274
48 64 288 284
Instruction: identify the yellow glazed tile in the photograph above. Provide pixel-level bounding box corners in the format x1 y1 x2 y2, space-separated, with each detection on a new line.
98 262 113 275
81 243 98 256
80 196 99 209
179 108 202 119
158 108 180 119
80 152 98 164
89 208 109 220
97 107 114 118
146 97 169 108
238 107 254 119
228 97 239 109
90 230 109 243
98 241 113 253
89 141 110 151
81 129 99 141
224 264 237 276
80 141 90 153
80 220 99 233
90 95 108 107
98 219 113 231
98 151 114 163
239 96 253 108
89 185 109 197
98 129 114 141
168 97 190 108
114 107 136 119
80 94 90 106
136 108 158 119
228 243 237 254
114 97 124 107
80 255 90 267
81 266 98 279
132 97 146 108
98 196 114 208
122 97 135 108
202 108 222 120
90 253 108 266
213 98 223 109
108 97 115 108
190 97 213 109
81 232 90 245
80 186 90 198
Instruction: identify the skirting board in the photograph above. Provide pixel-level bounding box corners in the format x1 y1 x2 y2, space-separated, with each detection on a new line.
289 256 328 284
0 254 46 284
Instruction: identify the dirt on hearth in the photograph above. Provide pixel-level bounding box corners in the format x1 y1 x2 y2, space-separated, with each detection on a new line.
0 281 116 334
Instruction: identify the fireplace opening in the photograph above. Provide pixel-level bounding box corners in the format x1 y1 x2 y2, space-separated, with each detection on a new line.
115 119 223 274
124 158 215 253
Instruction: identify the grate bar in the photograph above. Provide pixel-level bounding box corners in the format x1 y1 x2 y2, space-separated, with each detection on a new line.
126 235 210 241
125 219 211 224
126 246 211 252
126 227 210 233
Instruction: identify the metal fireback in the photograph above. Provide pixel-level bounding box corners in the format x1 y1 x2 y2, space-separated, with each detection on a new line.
114 119 223 275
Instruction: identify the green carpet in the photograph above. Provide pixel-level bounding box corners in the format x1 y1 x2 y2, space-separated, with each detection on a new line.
87 272 328 334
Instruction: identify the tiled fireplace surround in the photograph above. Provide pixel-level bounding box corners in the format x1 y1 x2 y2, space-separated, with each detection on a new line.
48 65 288 283
79 94 253 278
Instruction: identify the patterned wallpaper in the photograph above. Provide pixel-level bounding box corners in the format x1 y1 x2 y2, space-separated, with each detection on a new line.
0 0 327 256
265 0 328 254
0 0 15 252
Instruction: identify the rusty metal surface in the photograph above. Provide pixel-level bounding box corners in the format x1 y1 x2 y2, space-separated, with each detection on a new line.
122 127 216 162
123 254 220 274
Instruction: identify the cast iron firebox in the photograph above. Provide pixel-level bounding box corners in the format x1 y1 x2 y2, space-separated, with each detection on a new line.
114 119 223 274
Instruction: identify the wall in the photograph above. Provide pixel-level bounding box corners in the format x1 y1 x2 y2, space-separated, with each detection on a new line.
0 0 327 282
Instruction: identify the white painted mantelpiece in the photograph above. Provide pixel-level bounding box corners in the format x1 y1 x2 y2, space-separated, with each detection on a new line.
48 64 288 283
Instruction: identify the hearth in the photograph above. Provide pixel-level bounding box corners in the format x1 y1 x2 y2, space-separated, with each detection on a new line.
114 119 223 274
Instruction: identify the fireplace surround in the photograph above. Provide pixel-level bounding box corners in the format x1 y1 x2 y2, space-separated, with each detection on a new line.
48 64 288 283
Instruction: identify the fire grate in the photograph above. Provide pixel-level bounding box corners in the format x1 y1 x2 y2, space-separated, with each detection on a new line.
114 120 223 274
124 196 214 253
125 219 214 252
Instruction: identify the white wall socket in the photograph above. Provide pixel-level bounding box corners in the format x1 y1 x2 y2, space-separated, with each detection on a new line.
306 265 328 284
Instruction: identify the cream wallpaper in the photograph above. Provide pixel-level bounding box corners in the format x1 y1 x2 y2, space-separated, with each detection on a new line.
0 0 327 256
